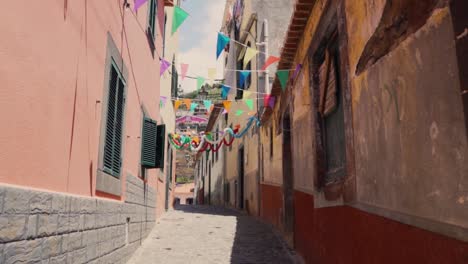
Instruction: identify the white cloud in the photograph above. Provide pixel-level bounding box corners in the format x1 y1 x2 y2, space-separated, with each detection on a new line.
178 0 226 94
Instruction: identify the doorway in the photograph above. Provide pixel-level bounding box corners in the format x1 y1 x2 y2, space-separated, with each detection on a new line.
165 147 173 211
238 146 245 210
282 110 295 246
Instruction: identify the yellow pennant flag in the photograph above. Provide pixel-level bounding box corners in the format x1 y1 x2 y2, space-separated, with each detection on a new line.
208 68 217 81
174 100 182 111
183 99 192 110
243 47 259 68
223 100 232 113
243 91 252 98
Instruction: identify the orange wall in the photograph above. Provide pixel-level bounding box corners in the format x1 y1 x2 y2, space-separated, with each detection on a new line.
0 1 164 198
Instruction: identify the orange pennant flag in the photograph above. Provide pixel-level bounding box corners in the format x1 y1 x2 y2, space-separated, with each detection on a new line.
223 100 232 113
183 99 192 110
174 100 182 110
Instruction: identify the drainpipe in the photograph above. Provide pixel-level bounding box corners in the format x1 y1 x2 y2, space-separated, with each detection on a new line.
256 19 269 217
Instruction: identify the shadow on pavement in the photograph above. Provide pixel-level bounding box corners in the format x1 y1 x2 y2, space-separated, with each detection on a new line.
174 205 294 264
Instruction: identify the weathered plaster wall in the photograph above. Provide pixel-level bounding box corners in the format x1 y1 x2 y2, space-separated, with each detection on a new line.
347 4 468 229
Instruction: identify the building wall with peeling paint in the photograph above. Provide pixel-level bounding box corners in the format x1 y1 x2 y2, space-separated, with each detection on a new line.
260 0 468 262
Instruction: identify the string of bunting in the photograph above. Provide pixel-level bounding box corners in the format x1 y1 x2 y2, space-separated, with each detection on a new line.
168 116 261 153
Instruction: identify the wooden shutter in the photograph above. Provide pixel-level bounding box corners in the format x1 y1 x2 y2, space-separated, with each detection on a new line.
103 65 126 177
318 50 338 116
155 124 166 168
141 118 158 168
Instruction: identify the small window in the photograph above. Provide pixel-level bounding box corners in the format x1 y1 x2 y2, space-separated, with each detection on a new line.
147 0 158 40
270 125 273 159
316 37 346 184
215 127 219 161
141 117 158 168
155 124 166 169
103 62 126 178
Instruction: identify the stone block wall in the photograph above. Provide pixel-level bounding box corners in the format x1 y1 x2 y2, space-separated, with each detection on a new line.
0 175 156 264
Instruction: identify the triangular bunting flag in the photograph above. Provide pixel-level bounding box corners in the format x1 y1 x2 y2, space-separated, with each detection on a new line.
180 63 189 80
134 0 148 11
174 100 182 111
243 91 252 98
217 33 230 59
160 59 171 76
292 64 302 82
172 6 189 35
239 71 251 88
264 94 271 107
208 68 217 80
160 96 167 107
269 96 276 109
243 48 259 68
245 99 254 110
248 111 256 116
222 109 228 115
235 110 244 116
190 103 198 112
197 77 205 91
221 85 231 99
261 56 280 71
203 100 212 110
277 70 290 91
183 99 192 110
223 101 232 113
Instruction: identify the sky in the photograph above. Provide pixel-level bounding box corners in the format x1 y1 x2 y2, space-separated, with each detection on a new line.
177 0 227 94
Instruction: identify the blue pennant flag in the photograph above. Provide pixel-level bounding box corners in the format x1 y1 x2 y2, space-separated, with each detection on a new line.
221 85 231 99
239 70 251 88
217 33 230 59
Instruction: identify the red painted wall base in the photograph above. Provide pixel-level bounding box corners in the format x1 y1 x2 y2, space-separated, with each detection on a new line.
260 185 468 263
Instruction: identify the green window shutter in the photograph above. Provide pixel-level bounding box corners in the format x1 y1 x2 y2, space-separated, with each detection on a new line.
103 63 126 178
155 124 166 168
141 118 158 168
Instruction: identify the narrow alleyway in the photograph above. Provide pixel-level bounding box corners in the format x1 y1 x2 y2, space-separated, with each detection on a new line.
127 205 295 264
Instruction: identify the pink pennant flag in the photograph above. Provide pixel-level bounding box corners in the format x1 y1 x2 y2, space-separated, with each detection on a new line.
180 63 189 80
160 59 171 76
222 109 228 115
134 0 148 11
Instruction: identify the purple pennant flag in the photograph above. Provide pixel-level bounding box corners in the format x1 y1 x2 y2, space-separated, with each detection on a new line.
269 96 276 109
134 0 148 11
160 59 171 76
222 109 228 115
292 64 302 81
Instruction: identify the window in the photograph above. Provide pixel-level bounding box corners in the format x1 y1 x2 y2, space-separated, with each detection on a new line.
235 60 244 100
103 61 126 178
316 35 346 184
270 125 273 159
141 117 158 168
171 56 178 98
163 13 167 57
215 127 219 161
155 124 166 168
147 0 158 40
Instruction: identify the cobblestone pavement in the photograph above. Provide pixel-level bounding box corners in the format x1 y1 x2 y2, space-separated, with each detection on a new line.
127 205 295 264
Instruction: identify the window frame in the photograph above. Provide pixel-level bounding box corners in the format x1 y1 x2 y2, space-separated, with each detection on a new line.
96 33 129 197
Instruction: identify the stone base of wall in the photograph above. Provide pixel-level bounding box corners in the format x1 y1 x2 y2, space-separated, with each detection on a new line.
0 175 156 264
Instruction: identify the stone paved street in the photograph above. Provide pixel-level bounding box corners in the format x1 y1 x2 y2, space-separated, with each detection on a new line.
127 205 295 264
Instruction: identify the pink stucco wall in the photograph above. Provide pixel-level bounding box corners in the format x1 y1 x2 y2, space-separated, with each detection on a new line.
0 1 165 199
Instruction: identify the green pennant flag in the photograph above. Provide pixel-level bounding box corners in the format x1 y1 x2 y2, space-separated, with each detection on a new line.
245 99 254 110
235 110 244 116
197 77 205 91
172 6 189 35
277 70 290 91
